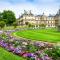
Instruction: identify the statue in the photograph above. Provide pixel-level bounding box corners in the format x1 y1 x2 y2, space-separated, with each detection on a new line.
24 10 27 15
29 10 33 15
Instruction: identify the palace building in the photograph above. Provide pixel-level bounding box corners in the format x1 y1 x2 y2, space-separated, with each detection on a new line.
18 9 60 28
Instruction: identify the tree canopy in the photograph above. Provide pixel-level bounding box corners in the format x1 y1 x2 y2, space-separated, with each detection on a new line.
0 21 5 29
13 22 18 28
0 10 16 26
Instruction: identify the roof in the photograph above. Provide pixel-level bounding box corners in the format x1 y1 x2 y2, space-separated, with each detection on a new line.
55 9 60 16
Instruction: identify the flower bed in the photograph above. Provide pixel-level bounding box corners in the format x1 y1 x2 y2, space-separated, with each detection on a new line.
0 31 60 60
0 39 53 60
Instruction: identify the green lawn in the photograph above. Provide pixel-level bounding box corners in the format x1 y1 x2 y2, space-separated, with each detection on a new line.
0 47 25 60
13 28 60 43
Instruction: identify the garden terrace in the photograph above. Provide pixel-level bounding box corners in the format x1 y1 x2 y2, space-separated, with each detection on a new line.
0 28 60 60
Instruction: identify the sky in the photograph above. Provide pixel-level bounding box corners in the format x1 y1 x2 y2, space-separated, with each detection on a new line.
0 0 60 18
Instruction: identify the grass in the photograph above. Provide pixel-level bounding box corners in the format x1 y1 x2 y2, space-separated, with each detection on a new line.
1 26 27 30
0 47 25 60
13 28 60 43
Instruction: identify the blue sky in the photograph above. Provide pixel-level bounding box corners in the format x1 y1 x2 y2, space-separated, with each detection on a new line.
0 0 60 18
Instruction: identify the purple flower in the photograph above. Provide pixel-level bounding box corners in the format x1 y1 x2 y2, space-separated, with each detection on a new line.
7 45 15 52
42 55 52 60
2 43 8 47
34 42 45 47
14 48 22 54
26 53 35 57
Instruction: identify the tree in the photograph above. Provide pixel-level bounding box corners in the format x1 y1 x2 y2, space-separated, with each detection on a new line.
0 12 3 21
40 24 46 28
57 25 60 31
13 22 18 28
28 23 35 27
28 23 32 27
25 22 29 25
0 21 5 29
25 22 34 27
2 10 16 26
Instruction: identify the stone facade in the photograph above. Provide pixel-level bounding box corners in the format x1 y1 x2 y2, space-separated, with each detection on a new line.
55 9 60 26
18 9 60 28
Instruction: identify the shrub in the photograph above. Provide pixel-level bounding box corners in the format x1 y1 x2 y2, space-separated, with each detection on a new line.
44 46 60 60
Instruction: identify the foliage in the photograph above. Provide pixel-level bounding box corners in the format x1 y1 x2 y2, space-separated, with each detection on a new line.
0 33 7 38
26 44 37 52
0 33 9 42
14 41 20 47
2 10 16 26
0 12 3 21
28 23 33 27
29 45 37 52
39 24 46 28
57 25 60 31
25 22 35 27
13 22 18 28
25 22 29 25
0 21 5 29
45 46 60 60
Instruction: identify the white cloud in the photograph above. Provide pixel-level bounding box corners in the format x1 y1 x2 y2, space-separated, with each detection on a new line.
0 0 60 18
